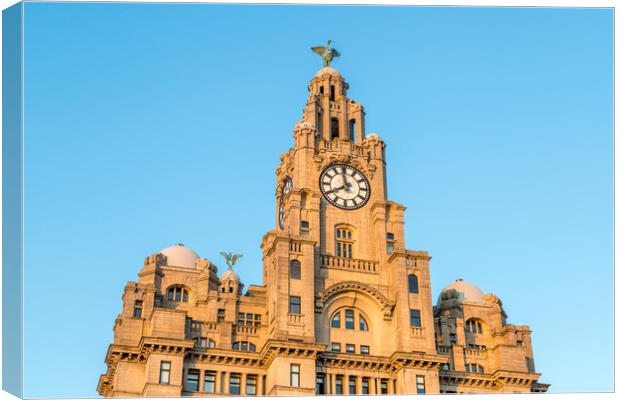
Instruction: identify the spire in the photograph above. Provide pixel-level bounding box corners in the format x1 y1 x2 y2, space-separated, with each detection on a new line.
310 40 341 67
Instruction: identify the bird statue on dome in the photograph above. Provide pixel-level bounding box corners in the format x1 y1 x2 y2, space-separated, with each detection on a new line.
311 40 341 67
219 252 243 269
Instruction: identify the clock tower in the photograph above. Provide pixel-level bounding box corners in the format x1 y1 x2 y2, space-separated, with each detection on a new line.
260 62 443 395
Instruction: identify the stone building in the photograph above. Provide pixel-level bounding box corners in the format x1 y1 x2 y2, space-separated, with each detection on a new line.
97 61 549 397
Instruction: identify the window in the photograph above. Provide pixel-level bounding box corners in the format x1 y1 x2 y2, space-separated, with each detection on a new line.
232 341 256 352
345 309 355 329
204 371 216 393
246 375 257 395
289 260 301 280
349 119 356 142
167 286 188 302
320 85 324 95
386 232 395 253
465 319 483 334
441 363 450 371
208 339 216 348
300 220 310 237
133 300 143 318
416 375 425 394
185 369 199 392
361 378 369 395
331 342 341 352
290 364 300 387
329 85 335 101
159 361 171 385
410 309 421 327
331 312 341 328
449 333 456 344
196 337 207 348
335 376 343 394
217 309 225 322
360 345 370 355
408 274 419 294
345 343 355 353
331 118 339 139
348 376 357 394
380 379 389 394
336 227 353 258
359 315 369 331
517 340 523 347
289 296 301 314
229 374 241 395
238 312 261 327
316 374 325 394
465 364 484 374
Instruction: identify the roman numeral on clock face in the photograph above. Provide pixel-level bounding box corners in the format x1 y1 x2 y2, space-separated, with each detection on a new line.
319 164 371 210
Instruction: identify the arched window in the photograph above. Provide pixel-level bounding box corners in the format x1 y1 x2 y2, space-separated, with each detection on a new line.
208 339 215 348
289 260 301 280
408 274 419 294
465 319 483 334
359 315 369 331
336 227 354 258
232 341 256 352
331 312 341 328
167 286 189 302
330 309 370 332
349 119 356 142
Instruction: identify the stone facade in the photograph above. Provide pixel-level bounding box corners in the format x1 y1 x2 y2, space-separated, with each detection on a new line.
97 65 549 397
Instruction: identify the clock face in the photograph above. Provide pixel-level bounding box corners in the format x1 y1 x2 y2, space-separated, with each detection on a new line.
278 177 292 229
319 164 370 210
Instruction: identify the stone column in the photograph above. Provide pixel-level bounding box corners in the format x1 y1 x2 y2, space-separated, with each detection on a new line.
344 374 349 394
240 373 246 395
257 374 263 396
222 371 229 395
198 370 204 392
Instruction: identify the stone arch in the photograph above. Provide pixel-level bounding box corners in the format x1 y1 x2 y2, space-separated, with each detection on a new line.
316 280 395 320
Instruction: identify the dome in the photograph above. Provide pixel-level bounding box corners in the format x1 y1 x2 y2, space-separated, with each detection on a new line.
439 278 484 304
221 268 240 282
160 243 199 268
365 132 381 140
314 66 341 78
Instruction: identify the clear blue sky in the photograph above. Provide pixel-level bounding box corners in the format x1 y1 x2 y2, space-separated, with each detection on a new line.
22 3 612 397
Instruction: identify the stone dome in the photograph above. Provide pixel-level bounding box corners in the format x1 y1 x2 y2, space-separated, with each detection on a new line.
438 278 484 304
221 268 240 282
160 243 199 268
314 66 341 78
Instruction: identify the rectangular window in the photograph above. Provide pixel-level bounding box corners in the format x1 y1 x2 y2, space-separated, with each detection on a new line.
345 309 354 329
360 345 370 355
217 309 225 322
517 340 523 347
387 242 394 253
380 379 389 394
159 361 171 385
195 337 207 348
410 309 421 327
335 376 343 395
316 374 325 394
331 342 341 352
229 374 241 395
289 296 301 314
204 372 216 393
416 375 425 394
330 85 335 101
348 376 356 394
290 364 300 387
185 369 199 392
345 343 355 353
246 375 257 395
133 300 143 318
300 220 310 237
361 378 369 395
290 260 301 280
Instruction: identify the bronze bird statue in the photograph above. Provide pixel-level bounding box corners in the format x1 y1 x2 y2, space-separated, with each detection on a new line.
311 40 341 67
219 252 243 269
